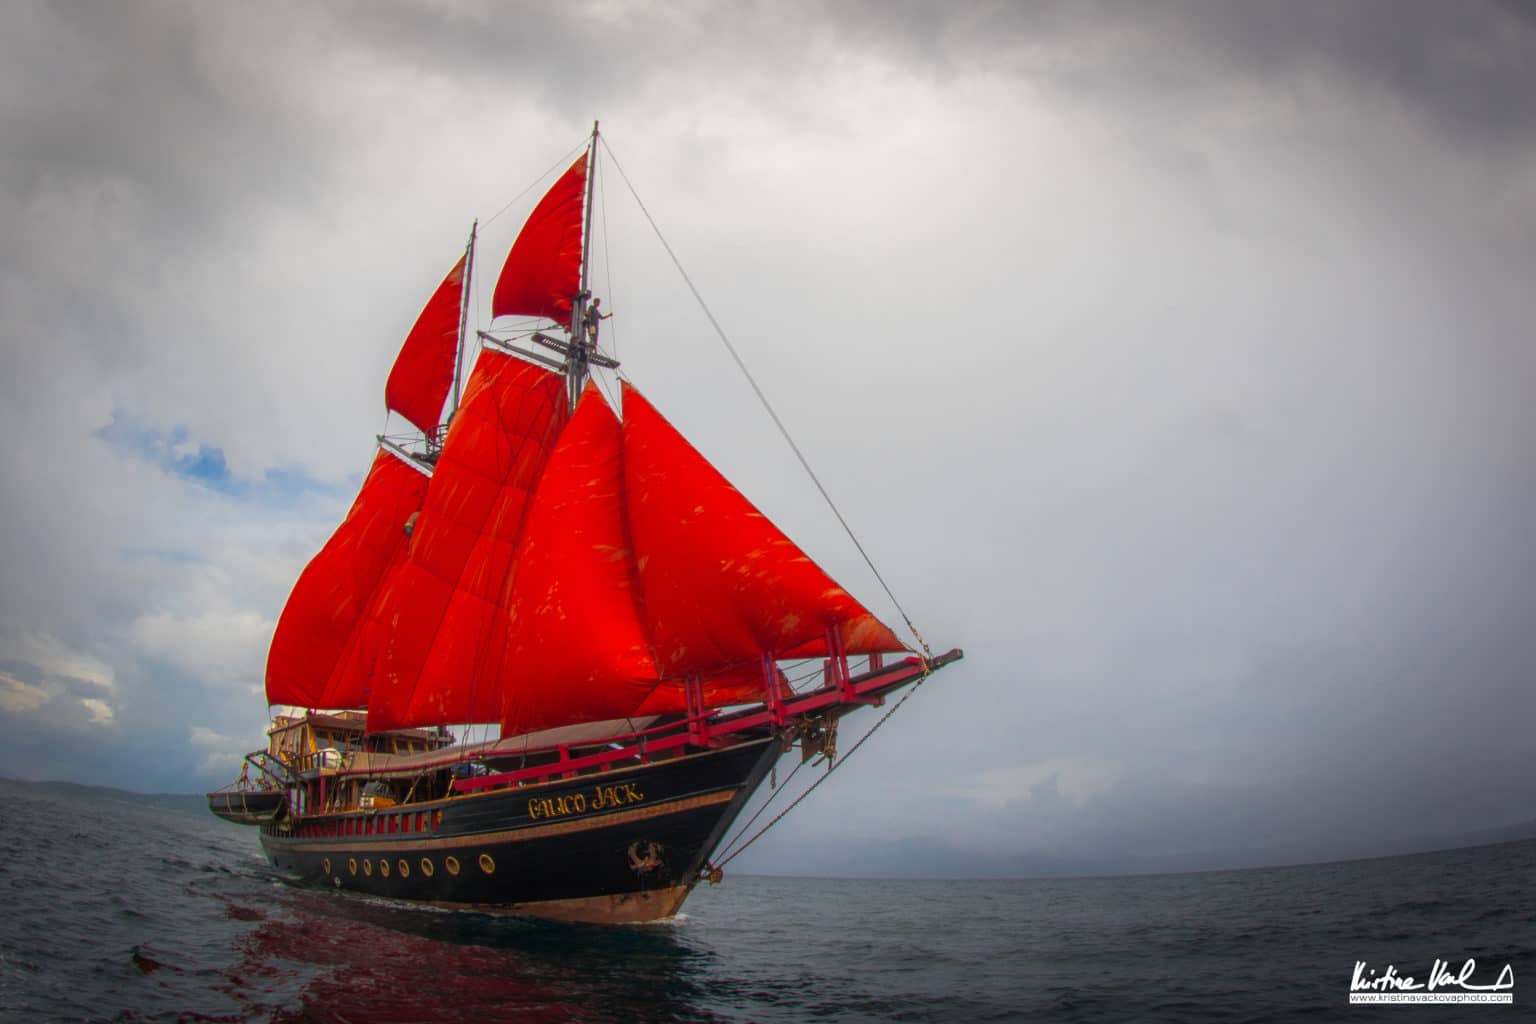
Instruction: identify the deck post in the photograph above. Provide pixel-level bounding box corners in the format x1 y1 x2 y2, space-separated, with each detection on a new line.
763 653 786 725
685 675 710 745
826 625 854 700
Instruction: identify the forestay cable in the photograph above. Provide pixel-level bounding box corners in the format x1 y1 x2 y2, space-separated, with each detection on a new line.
600 138 932 657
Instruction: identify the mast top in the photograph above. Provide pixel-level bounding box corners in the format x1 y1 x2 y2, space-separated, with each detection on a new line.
568 121 602 411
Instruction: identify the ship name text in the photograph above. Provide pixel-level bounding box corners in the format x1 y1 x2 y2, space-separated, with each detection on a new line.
528 781 646 820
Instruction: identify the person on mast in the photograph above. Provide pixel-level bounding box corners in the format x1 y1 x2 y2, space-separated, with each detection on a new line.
584 297 612 348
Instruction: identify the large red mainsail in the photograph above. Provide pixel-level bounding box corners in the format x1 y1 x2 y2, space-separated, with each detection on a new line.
361 350 569 732
497 385 662 733
265 450 428 709
384 254 465 435
490 155 587 328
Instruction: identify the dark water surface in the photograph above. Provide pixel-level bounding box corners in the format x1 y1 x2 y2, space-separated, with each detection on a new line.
1 778 1531 1021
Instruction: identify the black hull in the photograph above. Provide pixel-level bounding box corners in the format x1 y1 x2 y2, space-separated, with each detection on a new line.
258 737 779 923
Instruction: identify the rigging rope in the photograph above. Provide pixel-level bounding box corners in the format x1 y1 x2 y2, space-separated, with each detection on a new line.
716 756 805 859
600 138 932 658
482 143 586 228
714 672 929 870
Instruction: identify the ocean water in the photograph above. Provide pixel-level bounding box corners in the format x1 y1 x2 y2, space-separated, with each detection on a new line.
0 779 1531 1022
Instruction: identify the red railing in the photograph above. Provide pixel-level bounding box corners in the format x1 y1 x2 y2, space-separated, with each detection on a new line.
448 653 951 794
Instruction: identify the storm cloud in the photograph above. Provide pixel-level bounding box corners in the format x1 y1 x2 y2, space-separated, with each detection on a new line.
1 1 1532 872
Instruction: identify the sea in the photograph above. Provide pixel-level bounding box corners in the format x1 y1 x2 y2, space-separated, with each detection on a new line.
0 778 1530 1022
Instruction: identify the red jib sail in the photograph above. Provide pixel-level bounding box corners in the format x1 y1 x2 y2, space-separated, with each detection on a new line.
490 154 587 328
384 254 465 434
265 449 428 709
361 350 570 732
619 383 908 675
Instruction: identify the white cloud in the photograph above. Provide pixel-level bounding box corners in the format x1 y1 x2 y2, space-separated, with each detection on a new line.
0 626 114 691
189 724 231 746
0 672 50 713
79 698 114 726
125 608 274 690
190 722 264 778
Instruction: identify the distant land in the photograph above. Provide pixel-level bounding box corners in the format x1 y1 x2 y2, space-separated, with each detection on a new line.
743 821 1536 880
6 776 1534 880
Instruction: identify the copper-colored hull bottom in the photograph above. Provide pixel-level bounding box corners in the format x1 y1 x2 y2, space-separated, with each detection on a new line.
420 884 696 924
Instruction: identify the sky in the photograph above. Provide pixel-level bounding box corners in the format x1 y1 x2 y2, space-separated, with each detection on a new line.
1 0 1534 874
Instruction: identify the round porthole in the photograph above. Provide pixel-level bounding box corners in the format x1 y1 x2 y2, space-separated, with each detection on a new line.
479 853 495 875
420 858 435 878
445 856 460 876
398 859 410 878
322 858 332 875
348 858 358 876
380 859 391 878
363 859 373 876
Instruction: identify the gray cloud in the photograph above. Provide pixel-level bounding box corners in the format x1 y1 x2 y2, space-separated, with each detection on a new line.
0 1 1532 871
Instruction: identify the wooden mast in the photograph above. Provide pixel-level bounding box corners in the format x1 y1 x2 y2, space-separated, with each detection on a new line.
566 120 600 413
449 220 478 426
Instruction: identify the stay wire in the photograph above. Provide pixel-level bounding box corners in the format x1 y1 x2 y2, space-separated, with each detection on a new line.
716 757 806 860
599 137 931 657
482 142 586 228
715 674 928 870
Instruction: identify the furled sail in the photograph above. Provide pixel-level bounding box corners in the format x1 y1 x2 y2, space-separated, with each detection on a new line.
490 154 588 328
265 449 429 708
361 349 570 732
384 254 466 434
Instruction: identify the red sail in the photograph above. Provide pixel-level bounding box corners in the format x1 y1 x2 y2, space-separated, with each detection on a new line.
620 383 908 677
265 450 428 708
490 155 587 328
494 385 799 735
497 385 662 734
362 350 569 731
384 254 465 434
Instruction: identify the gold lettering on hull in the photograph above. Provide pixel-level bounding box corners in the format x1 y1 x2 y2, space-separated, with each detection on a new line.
528 781 645 821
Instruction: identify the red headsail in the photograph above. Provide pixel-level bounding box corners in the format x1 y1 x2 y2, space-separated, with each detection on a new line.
265 449 428 709
490 154 587 328
362 349 570 732
384 254 465 434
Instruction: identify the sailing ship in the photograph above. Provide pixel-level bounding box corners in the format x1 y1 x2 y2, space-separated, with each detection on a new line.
208 124 962 924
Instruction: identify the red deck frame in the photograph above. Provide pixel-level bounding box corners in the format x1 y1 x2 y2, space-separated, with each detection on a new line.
332 649 961 796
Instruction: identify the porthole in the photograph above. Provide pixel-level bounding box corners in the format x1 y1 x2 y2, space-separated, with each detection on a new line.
398 859 410 878
420 858 435 878
380 859 391 878
445 855 461 876
322 858 332 875
479 853 496 875
363 859 373 876
347 858 358 876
